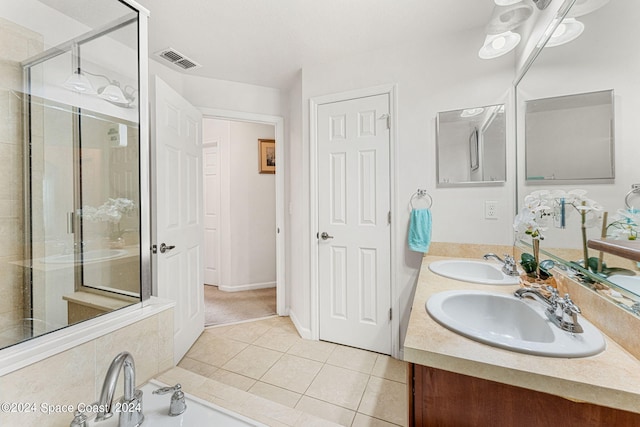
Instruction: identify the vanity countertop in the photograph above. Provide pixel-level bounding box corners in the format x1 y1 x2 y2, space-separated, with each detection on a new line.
404 255 640 415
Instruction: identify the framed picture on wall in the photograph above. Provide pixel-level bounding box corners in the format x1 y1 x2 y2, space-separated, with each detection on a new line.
259 139 276 174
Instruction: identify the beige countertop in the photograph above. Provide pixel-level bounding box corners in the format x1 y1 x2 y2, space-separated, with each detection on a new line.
403 255 640 415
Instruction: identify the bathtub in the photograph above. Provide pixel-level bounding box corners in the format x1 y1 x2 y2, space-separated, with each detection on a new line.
88 380 267 426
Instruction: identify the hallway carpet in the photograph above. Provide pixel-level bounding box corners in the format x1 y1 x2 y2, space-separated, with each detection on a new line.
204 285 276 326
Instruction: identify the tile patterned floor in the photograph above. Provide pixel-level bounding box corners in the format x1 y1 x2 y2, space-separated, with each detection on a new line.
179 316 408 426
204 285 277 326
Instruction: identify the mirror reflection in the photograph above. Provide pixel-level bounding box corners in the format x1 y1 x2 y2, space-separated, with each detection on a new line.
1 1 142 349
525 89 614 183
437 104 506 186
516 0 640 312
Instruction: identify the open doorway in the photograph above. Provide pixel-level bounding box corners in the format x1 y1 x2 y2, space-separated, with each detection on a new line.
202 117 278 326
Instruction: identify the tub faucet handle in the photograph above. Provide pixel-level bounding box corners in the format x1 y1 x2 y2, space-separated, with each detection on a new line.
69 410 89 427
153 383 186 416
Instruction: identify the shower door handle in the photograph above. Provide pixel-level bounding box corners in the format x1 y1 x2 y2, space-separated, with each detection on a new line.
159 243 176 253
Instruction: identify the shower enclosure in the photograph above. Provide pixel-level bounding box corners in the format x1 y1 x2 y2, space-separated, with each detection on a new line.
0 0 145 348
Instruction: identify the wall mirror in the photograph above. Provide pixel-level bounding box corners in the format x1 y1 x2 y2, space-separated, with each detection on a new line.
515 0 640 314
436 104 506 186
0 0 145 350
525 89 614 183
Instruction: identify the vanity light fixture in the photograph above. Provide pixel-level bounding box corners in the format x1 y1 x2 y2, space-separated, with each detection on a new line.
461 108 485 118
485 3 533 35
63 68 136 107
63 70 98 95
478 31 521 59
493 0 523 5
546 18 585 47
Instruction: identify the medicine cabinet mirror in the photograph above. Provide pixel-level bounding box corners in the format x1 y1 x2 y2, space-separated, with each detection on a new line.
436 104 506 186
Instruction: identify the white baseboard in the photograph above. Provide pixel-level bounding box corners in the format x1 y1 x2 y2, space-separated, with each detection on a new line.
289 309 312 340
218 281 276 292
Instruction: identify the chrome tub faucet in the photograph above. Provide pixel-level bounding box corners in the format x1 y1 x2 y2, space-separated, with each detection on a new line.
95 351 144 427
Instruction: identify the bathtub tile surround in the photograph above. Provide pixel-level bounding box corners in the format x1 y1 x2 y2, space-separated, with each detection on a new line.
178 316 408 426
0 306 173 427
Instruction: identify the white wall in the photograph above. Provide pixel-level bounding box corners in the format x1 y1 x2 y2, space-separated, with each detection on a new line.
289 29 517 344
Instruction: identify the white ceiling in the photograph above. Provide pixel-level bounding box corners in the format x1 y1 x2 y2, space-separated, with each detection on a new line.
134 0 496 90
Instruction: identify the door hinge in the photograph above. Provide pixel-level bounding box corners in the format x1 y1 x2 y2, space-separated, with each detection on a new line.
388 211 391 224
379 113 391 129
389 308 392 321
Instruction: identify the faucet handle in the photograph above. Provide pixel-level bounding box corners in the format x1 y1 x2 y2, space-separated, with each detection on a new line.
563 294 581 314
69 410 89 427
154 383 186 416
153 383 182 395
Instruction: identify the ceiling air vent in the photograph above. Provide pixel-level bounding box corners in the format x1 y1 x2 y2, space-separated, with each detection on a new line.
155 48 201 71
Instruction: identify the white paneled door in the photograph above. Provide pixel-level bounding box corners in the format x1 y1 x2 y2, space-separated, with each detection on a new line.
203 145 220 285
317 94 392 355
152 76 204 363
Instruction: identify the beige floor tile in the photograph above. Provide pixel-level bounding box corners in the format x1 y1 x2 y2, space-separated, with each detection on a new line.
306 364 369 411
253 325 302 352
287 339 337 363
240 395 302 426
156 367 208 391
295 396 355 426
177 357 219 377
326 345 378 374
261 353 324 393
222 344 283 379
371 355 407 384
351 413 401 427
186 334 248 367
357 377 407 426
249 381 302 408
208 368 257 391
222 320 272 344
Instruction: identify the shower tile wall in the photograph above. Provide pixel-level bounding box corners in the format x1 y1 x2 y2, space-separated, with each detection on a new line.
0 18 43 345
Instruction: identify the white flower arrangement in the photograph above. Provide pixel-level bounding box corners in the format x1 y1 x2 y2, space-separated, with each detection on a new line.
79 198 135 223
515 189 603 271
607 208 640 240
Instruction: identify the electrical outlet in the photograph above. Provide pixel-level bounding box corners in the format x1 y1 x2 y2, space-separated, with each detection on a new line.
485 201 498 220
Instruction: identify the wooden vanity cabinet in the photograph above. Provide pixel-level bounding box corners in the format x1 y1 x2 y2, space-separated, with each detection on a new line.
408 363 640 427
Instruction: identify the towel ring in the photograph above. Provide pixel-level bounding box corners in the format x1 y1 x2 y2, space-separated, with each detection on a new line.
410 189 433 209
624 185 640 209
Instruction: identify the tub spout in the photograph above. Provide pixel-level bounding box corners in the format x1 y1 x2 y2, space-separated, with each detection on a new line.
95 351 144 427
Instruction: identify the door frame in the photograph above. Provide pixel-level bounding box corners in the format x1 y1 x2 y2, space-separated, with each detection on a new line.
309 84 399 357
199 108 286 316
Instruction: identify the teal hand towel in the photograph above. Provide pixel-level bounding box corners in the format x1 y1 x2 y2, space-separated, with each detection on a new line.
408 208 432 253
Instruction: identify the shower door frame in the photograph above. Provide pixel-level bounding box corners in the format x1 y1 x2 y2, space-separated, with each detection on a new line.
21 12 149 328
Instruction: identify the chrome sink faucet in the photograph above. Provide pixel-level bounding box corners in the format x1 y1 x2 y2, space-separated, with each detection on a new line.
483 253 519 276
95 351 144 427
515 286 584 333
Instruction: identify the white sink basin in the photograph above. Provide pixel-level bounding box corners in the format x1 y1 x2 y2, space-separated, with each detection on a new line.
428 260 520 285
42 249 127 264
607 275 640 297
426 290 606 358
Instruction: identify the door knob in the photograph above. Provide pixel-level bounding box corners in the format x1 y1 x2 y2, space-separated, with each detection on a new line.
159 243 176 253
320 232 334 240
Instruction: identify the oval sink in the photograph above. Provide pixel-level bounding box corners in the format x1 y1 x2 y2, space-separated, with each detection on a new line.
42 249 128 264
426 290 606 358
607 275 640 297
428 260 520 285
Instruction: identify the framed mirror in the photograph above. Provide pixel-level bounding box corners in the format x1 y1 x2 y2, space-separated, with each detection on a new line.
525 89 614 183
436 104 506 186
